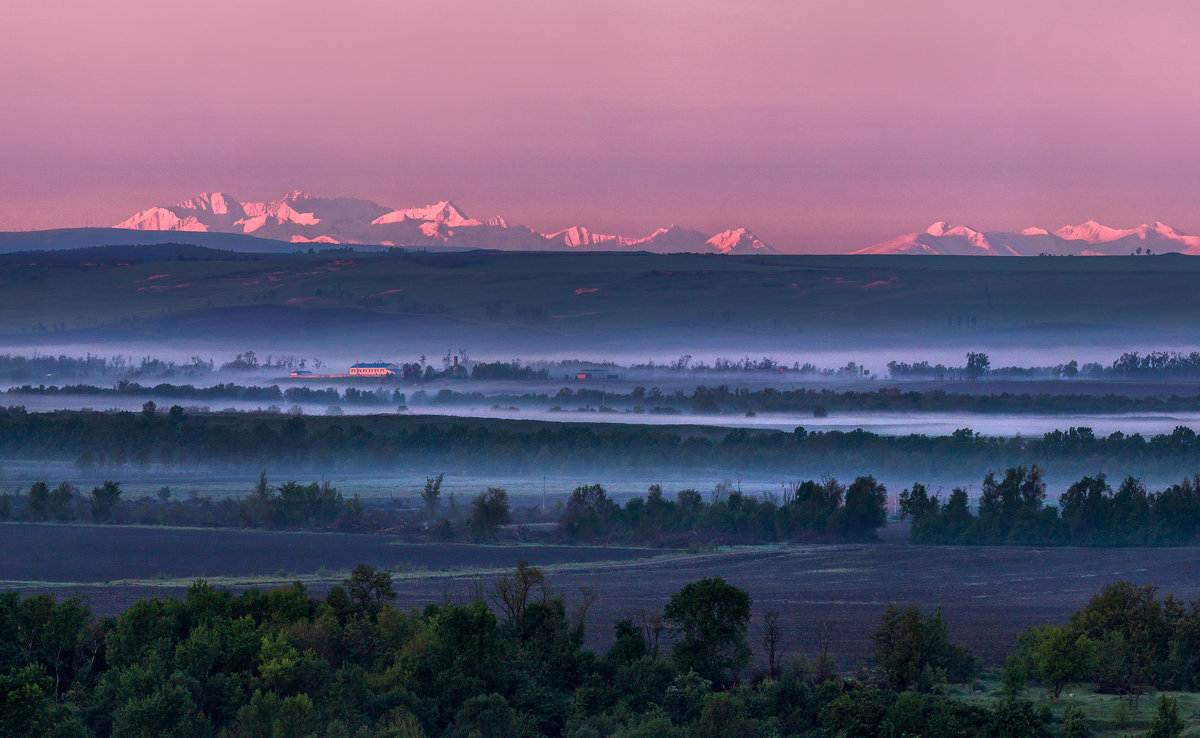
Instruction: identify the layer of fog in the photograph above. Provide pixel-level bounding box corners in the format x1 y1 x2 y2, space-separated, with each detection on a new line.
9 391 1200 439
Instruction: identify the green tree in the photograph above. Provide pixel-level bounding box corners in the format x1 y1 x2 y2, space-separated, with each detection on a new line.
1060 703 1089 738
561 483 619 538
1146 695 1184 738
898 482 938 520
253 470 270 499
1019 625 1095 699
110 675 212 738
870 604 977 692
470 488 511 539
421 473 444 516
693 692 757 738
343 564 395 612
0 665 85 737
27 481 49 520
50 482 76 520
89 481 122 521
835 475 887 538
1069 581 1166 705
450 693 518 738
663 578 752 684
987 695 1049 738
965 352 990 378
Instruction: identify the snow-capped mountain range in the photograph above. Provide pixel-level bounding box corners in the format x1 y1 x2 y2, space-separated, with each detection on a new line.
115 191 776 255
856 220 1200 256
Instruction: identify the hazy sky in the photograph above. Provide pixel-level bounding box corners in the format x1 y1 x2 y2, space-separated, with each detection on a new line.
2 0 1199 252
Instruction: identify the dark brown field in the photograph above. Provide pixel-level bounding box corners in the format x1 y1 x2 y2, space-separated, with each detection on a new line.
5 522 1200 666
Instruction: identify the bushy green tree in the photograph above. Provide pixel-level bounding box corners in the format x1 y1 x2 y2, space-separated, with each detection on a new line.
1015 625 1096 699
663 578 752 685
421 473 444 516
343 564 395 613
89 480 122 521
50 482 76 520
470 487 511 539
1146 695 1184 738
1060 703 1089 738
28 481 49 519
561 484 619 538
870 604 977 692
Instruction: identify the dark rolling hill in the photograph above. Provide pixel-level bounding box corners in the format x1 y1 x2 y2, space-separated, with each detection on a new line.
0 227 310 254
1 248 1198 355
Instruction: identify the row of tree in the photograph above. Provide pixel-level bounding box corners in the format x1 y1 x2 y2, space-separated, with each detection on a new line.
888 350 1200 380
1 476 366 531
10 382 406 406
901 467 1200 545
554 478 886 543
6 406 1200 478
5 471 888 545
26 377 1200 417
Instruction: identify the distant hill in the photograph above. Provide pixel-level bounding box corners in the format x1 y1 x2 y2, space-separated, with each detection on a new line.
0 243 257 265
0 228 305 255
2 250 1200 354
856 221 1200 256
111 190 776 255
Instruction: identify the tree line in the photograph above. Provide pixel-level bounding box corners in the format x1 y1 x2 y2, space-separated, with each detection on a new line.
553 478 886 544
24 379 1200 416
888 350 1200 380
1 472 888 545
3 568 1194 737
6 406 1200 479
901 467 1200 546
13 463 1200 549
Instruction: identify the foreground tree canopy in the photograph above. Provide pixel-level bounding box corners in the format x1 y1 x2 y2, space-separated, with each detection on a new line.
3 565 1197 737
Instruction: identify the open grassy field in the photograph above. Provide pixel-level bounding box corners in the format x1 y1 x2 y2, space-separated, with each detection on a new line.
5 248 1200 353
954 682 1200 737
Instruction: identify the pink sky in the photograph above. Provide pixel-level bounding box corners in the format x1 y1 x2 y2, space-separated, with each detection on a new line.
2 0 1199 252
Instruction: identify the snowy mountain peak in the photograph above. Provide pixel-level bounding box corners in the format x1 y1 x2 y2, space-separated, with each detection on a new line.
923 222 987 240
175 192 241 216
1143 221 1180 239
281 189 318 203
371 200 480 228
1054 221 1133 243
862 219 1200 256
705 228 775 255
114 190 767 254
115 207 210 232
546 226 619 248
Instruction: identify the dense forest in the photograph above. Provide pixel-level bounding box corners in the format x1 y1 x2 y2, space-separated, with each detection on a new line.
901 467 1200 546
2 569 1194 737
3 406 1200 478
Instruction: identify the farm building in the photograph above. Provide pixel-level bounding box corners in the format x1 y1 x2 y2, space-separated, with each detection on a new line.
574 369 620 380
349 362 398 377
